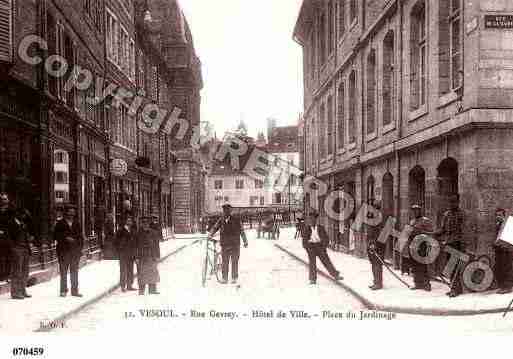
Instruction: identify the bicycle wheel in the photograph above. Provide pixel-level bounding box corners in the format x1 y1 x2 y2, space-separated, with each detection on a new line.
214 252 223 283
202 244 209 287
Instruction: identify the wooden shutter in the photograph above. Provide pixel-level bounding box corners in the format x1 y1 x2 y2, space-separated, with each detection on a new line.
0 0 13 63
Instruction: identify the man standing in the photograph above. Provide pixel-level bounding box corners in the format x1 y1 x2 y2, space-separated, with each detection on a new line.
494 208 513 294
0 192 13 283
115 216 136 292
135 217 161 295
208 203 248 284
367 201 385 291
8 208 33 299
409 204 434 291
54 205 84 297
301 212 343 285
435 195 465 298
294 213 305 240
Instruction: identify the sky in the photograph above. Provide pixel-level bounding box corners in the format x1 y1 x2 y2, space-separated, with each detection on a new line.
179 0 304 138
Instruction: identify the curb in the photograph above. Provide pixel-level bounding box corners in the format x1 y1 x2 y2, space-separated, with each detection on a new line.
34 239 201 332
275 244 513 317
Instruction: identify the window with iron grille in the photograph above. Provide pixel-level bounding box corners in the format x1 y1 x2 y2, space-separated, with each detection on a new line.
0 0 13 63
236 179 244 189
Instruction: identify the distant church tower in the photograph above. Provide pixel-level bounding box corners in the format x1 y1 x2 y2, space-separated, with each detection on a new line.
266 118 277 142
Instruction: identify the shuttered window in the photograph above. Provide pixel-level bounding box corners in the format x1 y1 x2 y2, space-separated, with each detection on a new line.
0 0 13 63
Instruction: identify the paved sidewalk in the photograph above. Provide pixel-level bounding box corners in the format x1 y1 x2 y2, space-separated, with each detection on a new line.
276 229 513 316
0 236 201 334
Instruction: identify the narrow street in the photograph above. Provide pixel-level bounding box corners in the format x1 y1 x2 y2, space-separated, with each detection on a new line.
47 232 513 334
50 232 513 335
54 236 365 334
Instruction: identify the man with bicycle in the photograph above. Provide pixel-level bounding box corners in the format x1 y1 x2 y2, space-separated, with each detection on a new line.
208 204 248 284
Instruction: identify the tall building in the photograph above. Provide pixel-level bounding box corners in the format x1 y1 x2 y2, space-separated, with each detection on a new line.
294 0 513 260
266 120 303 208
0 0 204 284
205 119 303 213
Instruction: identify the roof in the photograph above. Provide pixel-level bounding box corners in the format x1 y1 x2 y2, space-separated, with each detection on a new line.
293 0 319 44
267 125 298 153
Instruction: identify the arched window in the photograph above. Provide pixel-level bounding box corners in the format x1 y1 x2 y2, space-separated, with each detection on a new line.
348 70 356 144
366 49 377 134
410 1 427 110
337 81 345 149
383 31 395 127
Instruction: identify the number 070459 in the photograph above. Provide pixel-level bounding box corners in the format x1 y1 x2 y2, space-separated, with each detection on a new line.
12 347 44 356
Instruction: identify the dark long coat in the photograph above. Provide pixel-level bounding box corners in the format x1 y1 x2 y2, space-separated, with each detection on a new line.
54 219 84 257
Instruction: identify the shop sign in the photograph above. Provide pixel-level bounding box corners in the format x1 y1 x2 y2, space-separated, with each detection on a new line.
484 15 513 29
110 159 128 177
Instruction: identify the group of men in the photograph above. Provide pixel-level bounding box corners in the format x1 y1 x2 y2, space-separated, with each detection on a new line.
113 215 162 295
0 189 163 299
208 203 343 285
0 192 34 299
209 195 513 298
356 194 513 297
55 208 163 297
360 195 470 297
2 190 512 299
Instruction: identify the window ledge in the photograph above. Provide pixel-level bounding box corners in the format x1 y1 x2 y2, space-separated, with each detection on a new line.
365 131 378 142
382 122 396 135
408 105 428 122
438 91 462 109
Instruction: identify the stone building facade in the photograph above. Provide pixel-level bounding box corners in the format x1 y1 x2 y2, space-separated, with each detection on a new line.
0 0 203 285
294 0 513 263
205 121 303 214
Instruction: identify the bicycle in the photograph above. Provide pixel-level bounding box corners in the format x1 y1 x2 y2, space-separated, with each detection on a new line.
201 236 223 287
